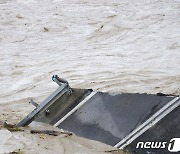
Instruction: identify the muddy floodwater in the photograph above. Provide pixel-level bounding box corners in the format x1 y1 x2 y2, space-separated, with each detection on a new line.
0 0 180 105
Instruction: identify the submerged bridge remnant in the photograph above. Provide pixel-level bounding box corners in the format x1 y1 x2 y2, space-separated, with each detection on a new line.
17 75 180 154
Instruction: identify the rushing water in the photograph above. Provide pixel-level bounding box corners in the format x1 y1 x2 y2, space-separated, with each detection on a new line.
0 0 180 105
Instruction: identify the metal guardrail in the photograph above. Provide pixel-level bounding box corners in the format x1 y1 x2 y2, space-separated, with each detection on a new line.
16 75 70 127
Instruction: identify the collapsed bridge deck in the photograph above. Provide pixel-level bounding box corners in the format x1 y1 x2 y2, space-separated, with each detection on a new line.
17 75 180 154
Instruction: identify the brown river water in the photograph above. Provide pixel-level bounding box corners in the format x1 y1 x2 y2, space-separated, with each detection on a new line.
0 0 180 110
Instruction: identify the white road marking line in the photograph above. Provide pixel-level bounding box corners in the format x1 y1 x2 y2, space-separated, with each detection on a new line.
114 97 180 149
54 92 97 127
